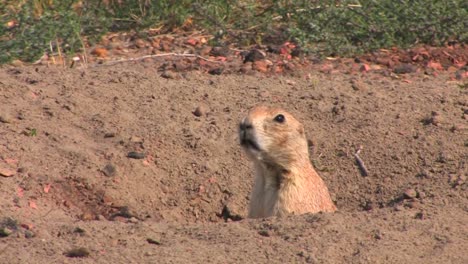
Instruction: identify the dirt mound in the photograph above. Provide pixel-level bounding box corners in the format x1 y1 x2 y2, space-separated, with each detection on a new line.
0 62 466 263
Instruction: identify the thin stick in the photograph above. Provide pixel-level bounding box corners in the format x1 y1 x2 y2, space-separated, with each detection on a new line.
91 53 223 67
56 38 64 66
354 146 369 176
49 41 56 65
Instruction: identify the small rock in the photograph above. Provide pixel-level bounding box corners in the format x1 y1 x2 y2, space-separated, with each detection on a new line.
208 68 224 75
97 215 106 221
80 212 96 221
161 71 178 79
350 79 366 91
147 238 162 245
129 136 143 143
243 49 265 63
219 204 243 222
73 227 86 235
403 188 417 199
127 152 146 159
0 166 15 177
0 113 13 123
210 46 230 57
258 230 270 237
0 227 13 237
104 132 116 138
65 247 90 258
102 164 117 177
394 205 405 211
24 230 35 238
394 64 417 74
128 217 139 224
415 211 425 220
135 39 146 48
417 191 426 199
193 105 208 117
199 46 212 56
362 200 374 211
422 111 442 126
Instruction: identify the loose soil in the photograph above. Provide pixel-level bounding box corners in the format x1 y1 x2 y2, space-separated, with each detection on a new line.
0 60 467 263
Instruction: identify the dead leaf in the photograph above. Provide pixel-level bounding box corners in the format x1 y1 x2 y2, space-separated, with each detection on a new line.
185 38 198 46
360 64 370 72
91 48 108 58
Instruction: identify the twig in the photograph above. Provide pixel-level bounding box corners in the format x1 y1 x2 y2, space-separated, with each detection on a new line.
91 53 223 68
354 146 369 176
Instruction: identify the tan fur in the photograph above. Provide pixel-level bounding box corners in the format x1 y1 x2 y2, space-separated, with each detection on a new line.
239 106 337 218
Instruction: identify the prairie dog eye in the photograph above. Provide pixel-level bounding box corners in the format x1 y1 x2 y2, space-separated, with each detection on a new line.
273 114 285 123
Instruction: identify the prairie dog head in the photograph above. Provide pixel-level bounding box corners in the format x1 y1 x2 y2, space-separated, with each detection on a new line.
239 106 309 171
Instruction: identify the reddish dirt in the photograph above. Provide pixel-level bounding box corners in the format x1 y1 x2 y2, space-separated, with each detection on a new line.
0 53 467 263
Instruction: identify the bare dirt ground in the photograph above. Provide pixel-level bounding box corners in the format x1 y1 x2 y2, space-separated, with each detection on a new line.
0 59 467 263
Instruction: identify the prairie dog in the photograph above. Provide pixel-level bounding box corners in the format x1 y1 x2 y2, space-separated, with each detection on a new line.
239 106 336 218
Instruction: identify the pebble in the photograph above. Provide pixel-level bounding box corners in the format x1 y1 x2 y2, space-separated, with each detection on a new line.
0 113 13 123
258 230 270 237
24 230 35 238
394 205 405 211
65 247 90 258
127 152 146 159
161 71 178 79
418 191 426 199
104 132 116 138
408 200 420 209
394 63 417 74
0 166 15 177
0 227 13 237
193 105 208 117
135 39 146 48
80 212 96 221
350 79 366 91
129 136 143 143
403 188 417 199
243 49 266 63
208 67 224 75
102 164 117 177
210 46 230 57
147 238 162 245
128 217 139 224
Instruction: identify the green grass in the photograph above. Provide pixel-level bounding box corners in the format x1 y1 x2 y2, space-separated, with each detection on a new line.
0 0 467 64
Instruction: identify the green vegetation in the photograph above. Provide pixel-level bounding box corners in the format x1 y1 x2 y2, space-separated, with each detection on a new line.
1 0 467 63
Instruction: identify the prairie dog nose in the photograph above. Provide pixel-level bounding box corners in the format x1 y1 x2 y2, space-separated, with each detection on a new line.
239 119 253 131
239 122 253 131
